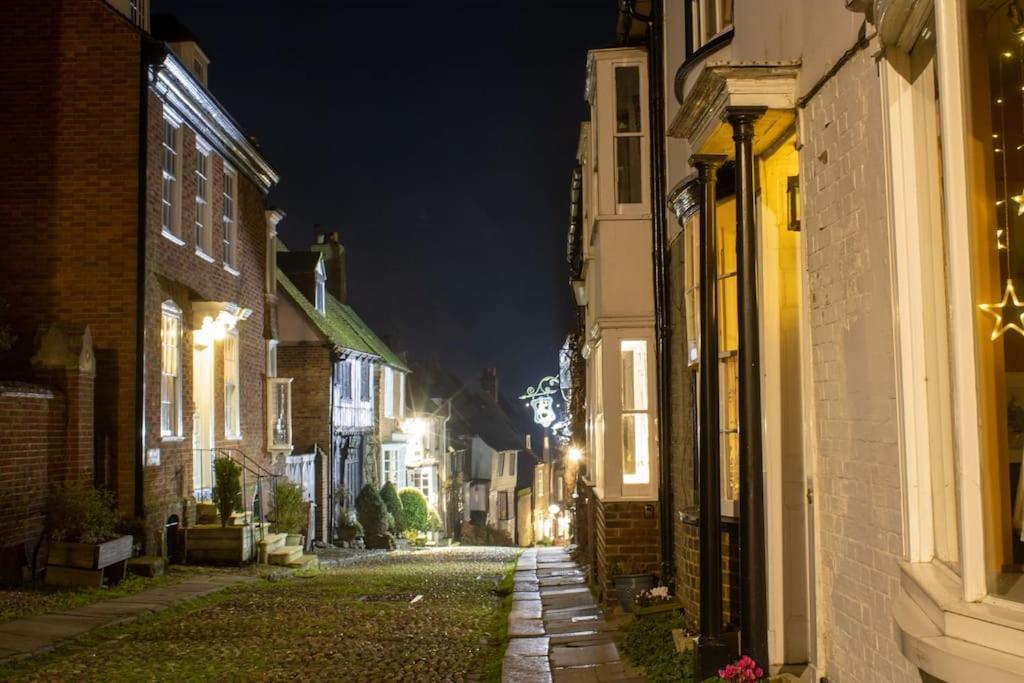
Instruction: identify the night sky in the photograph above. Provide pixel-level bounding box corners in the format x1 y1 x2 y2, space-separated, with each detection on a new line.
152 0 617 396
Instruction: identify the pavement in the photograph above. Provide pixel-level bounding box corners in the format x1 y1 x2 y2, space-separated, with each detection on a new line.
503 547 646 683
0 574 255 663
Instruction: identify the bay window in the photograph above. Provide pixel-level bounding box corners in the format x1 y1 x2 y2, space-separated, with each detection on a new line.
614 65 643 205
686 0 734 56
620 340 651 485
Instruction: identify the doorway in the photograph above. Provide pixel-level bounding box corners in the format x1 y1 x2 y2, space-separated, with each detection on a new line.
193 340 215 499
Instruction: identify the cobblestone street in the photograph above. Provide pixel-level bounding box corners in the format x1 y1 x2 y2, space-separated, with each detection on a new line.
0 547 519 682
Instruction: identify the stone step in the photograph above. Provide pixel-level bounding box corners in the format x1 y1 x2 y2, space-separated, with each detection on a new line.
268 545 303 566
228 511 252 526
256 533 287 563
287 554 319 570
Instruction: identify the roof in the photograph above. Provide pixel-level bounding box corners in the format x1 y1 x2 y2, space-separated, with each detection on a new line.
276 270 376 357
276 251 323 275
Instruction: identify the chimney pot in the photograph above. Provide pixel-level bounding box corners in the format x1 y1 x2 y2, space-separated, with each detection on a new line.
315 232 325 244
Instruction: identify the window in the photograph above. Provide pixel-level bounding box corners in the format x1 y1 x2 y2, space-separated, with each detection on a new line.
360 361 371 401
160 301 183 437
161 118 181 239
497 491 510 521
410 467 432 502
266 340 278 378
620 340 650 485
314 263 326 315
614 65 643 205
682 211 701 366
194 146 211 255
497 452 505 477
268 378 292 450
686 0 734 55
593 342 605 489
382 447 399 485
508 453 516 477
223 330 240 439
128 0 141 24
383 366 395 418
222 168 237 270
338 361 353 401
398 372 406 417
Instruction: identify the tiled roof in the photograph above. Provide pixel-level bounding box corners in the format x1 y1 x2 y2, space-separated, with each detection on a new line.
335 302 411 373
276 270 377 357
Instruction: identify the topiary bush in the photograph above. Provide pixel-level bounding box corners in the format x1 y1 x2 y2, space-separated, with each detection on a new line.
379 481 405 534
398 487 429 532
212 457 243 528
356 484 395 549
272 480 306 535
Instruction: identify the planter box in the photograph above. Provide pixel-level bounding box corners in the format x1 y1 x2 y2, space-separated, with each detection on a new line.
612 573 656 613
48 535 133 570
633 599 683 618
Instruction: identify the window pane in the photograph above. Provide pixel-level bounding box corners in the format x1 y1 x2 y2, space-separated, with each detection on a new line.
620 340 648 410
615 66 641 133
616 136 642 204
622 413 650 485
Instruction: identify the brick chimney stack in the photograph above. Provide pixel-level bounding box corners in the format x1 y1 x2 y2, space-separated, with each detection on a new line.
481 367 498 402
311 229 348 304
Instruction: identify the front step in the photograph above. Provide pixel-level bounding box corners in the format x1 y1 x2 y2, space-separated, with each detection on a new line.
184 523 269 564
228 511 252 526
288 554 319 570
256 533 287 564
268 545 303 566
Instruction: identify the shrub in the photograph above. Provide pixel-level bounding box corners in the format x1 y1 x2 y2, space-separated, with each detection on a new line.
459 522 515 547
336 509 363 543
379 481 405 534
356 484 395 549
273 480 306 535
427 507 443 533
212 457 243 528
398 487 429 532
619 612 694 682
47 483 118 544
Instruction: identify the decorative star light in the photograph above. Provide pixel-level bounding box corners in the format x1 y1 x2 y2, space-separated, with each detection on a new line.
1012 188 1024 216
980 279 1024 340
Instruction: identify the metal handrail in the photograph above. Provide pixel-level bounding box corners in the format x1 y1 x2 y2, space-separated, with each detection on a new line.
194 447 282 554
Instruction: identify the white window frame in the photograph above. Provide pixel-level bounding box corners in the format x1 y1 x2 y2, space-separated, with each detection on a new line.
266 340 278 379
620 339 652 487
160 300 184 438
383 366 395 418
267 377 293 452
194 141 213 258
223 328 241 440
222 165 238 274
161 115 183 243
398 372 406 418
612 63 645 210
687 0 734 55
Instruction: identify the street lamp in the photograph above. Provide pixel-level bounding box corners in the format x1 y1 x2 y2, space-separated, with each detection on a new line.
567 446 583 463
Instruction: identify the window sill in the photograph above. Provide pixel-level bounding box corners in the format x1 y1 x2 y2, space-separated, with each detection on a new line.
224 435 242 442
896 560 1024 681
162 230 186 247
161 434 187 443
195 249 216 263
269 445 294 454
223 264 240 277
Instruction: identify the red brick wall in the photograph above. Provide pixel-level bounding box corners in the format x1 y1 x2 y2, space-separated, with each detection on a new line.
278 344 332 456
142 92 272 547
0 0 142 512
592 497 660 600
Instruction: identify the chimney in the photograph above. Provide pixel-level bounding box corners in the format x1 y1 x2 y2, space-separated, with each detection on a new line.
481 367 498 402
311 229 347 303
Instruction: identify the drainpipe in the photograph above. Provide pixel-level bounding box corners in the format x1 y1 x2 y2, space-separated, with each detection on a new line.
623 0 673 590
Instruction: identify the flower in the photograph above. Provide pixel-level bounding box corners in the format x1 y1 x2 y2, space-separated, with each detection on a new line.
717 655 765 682
632 585 675 607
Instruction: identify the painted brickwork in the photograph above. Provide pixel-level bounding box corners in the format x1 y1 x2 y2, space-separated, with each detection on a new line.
0 0 141 509
800 47 917 683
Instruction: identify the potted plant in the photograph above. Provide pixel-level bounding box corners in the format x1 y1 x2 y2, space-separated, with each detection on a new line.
632 585 682 617
356 484 395 550
212 457 242 528
273 480 307 547
608 561 656 612
336 509 363 546
46 483 133 586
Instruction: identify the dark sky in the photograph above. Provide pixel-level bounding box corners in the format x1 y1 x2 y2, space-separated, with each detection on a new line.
152 0 617 395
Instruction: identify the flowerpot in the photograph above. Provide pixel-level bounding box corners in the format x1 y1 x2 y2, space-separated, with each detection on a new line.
612 573 656 613
48 535 133 570
286 533 304 548
633 598 683 618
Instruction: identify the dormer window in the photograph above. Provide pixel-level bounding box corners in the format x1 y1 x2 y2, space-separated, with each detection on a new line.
314 261 326 314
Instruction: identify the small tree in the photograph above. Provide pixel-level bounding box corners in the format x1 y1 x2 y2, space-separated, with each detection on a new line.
212 458 243 528
273 480 306 535
379 481 405 534
398 487 429 533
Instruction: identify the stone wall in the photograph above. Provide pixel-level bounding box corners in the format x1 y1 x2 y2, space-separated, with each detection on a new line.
800 44 918 683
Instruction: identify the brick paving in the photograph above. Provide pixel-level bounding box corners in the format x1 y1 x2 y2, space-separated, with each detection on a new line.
503 547 645 683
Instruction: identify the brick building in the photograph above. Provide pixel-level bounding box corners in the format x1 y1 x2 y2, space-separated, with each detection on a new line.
276 233 409 543
0 0 289 555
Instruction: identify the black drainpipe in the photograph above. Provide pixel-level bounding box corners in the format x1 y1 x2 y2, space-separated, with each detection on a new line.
134 41 160 521
623 0 673 586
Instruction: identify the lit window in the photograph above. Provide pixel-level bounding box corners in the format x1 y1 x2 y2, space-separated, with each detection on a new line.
683 211 700 366
161 118 181 238
224 330 240 439
382 448 398 484
687 0 734 55
620 340 650 485
360 361 371 401
222 168 237 270
383 366 394 418
160 301 183 437
614 65 643 205
194 146 211 255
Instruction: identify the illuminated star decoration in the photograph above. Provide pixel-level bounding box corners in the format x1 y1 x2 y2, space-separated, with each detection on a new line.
980 279 1024 340
520 376 560 428
1012 188 1024 216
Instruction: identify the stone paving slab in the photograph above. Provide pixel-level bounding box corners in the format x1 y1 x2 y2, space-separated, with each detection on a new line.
550 642 620 668
509 617 546 637
510 601 543 620
506 636 550 657
513 590 542 602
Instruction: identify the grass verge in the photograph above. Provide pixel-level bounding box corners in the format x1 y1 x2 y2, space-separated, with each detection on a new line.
478 555 519 682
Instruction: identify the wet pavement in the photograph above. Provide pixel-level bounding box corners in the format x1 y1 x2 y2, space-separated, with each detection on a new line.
503 547 645 682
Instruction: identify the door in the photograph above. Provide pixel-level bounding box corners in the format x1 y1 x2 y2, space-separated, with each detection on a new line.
193 341 215 499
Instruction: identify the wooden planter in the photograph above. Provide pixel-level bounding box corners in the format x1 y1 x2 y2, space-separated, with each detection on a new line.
47 535 133 587
633 599 683 618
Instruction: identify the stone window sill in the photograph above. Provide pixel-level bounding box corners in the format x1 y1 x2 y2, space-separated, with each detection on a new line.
195 249 216 264
162 230 186 247
161 435 187 443
895 560 1024 682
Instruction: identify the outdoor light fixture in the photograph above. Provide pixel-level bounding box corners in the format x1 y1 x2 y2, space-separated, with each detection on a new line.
567 446 583 463
548 503 560 515
787 176 801 232
193 306 251 347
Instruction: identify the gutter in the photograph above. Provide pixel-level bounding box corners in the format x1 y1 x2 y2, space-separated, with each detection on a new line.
623 0 675 587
